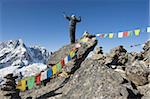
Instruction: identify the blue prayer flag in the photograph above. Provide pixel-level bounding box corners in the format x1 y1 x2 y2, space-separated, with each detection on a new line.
47 68 52 79
68 55 71 61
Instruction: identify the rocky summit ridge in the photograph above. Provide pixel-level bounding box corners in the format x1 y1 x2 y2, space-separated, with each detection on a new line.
0 33 149 99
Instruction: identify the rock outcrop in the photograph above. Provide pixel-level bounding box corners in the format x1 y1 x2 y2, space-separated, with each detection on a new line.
105 45 128 67
1 74 21 99
48 33 97 74
60 58 142 99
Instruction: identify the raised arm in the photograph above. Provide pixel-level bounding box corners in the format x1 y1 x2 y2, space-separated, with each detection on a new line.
64 14 71 21
76 16 81 22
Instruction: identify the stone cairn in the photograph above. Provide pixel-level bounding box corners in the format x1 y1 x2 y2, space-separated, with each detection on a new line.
1 73 21 99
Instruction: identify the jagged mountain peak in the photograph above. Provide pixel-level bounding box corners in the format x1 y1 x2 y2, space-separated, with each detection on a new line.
0 39 50 69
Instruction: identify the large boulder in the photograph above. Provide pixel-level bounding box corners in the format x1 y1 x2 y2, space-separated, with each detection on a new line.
105 45 128 66
137 83 150 99
60 58 141 99
126 60 150 86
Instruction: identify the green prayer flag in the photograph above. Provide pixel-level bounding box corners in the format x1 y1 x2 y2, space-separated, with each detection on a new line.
104 34 108 38
56 63 62 73
27 76 35 90
128 31 133 36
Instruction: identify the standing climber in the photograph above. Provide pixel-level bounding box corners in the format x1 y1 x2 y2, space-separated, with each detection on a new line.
64 13 81 44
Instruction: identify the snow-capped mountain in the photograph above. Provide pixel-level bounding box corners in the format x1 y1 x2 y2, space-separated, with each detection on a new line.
0 39 50 69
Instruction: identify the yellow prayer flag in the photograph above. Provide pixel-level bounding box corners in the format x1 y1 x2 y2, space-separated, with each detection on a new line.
16 79 26 91
52 65 57 75
134 29 141 36
70 51 75 58
109 33 114 38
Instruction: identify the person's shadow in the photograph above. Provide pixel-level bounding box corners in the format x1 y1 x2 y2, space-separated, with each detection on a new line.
36 85 63 99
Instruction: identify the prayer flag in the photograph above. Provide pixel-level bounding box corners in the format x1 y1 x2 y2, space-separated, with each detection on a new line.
56 63 62 73
68 55 71 61
123 31 128 37
17 79 26 91
96 34 100 36
27 76 35 90
128 31 133 36
70 50 75 58
147 27 150 32
130 45 133 47
75 43 81 48
134 29 141 36
61 59 65 67
52 65 57 75
41 70 47 81
109 33 114 38
35 74 41 85
118 32 123 38
100 34 105 38
104 34 108 38
64 56 68 64
47 68 52 79
72 47 76 51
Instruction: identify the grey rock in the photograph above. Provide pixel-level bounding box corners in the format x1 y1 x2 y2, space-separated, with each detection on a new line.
105 45 128 66
126 61 149 86
137 83 150 99
60 58 141 99
48 35 97 73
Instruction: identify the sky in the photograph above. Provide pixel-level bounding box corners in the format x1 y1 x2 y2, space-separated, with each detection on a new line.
0 0 149 53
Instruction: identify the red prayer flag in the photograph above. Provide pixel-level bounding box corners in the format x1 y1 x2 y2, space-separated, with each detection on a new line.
35 73 41 85
61 59 65 68
123 32 128 37
100 34 104 38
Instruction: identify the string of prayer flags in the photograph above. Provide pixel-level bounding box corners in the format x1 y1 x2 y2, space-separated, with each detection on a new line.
52 65 57 75
95 27 150 39
134 29 141 36
147 27 150 32
47 68 52 79
16 46 78 91
27 76 35 90
129 43 143 48
35 74 41 85
41 70 47 81
17 79 26 91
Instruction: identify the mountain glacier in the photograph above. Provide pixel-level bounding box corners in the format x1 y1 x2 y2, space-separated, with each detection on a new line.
0 39 50 69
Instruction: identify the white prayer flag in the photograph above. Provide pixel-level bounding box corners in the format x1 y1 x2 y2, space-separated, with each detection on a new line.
41 70 47 81
96 34 100 36
64 56 68 64
118 32 123 38
147 27 150 32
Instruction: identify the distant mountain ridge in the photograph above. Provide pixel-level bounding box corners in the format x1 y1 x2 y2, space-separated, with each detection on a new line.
0 39 50 69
